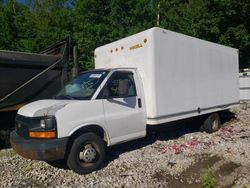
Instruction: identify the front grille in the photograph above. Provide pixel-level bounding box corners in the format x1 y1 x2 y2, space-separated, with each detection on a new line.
15 115 29 138
15 115 40 139
16 122 29 138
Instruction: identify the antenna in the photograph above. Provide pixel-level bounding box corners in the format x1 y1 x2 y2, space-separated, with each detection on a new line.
157 2 160 26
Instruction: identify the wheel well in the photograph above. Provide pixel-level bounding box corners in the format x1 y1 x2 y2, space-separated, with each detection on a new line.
71 125 105 139
65 125 107 159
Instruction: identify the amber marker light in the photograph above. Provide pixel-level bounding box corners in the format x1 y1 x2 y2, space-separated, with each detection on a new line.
29 131 56 139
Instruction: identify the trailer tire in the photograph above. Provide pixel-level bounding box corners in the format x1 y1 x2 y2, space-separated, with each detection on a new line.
67 132 105 174
203 113 221 133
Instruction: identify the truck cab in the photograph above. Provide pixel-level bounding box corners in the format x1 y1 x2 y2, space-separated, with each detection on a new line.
10 68 146 174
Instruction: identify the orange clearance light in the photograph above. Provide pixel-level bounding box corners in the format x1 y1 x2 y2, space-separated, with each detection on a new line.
144 38 147 43
29 131 56 139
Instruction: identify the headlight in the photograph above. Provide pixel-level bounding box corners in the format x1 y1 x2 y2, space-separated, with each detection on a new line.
29 116 57 139
40 120 46 129
40 118 56 130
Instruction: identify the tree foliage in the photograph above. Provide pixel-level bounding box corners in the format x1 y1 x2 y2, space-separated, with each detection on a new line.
0 0 249 70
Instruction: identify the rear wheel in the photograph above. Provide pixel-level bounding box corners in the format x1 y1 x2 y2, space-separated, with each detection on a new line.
67 133 105 174
202 113 221 133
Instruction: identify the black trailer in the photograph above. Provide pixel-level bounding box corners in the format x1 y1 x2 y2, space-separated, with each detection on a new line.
0 38 73 146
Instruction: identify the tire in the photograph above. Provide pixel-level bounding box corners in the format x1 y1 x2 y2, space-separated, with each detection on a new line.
202 113 221 133
67 132 105 174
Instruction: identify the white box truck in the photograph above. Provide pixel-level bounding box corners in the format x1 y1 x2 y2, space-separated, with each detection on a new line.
10 27 239 174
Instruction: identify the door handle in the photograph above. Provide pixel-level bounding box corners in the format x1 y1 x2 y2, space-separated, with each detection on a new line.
138 98 142 108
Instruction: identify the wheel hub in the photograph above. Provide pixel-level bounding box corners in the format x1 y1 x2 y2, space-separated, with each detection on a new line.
212 119 219 130
79 146 97 163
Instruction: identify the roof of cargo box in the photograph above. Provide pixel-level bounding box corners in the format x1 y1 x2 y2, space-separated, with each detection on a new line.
94 27 238 71
95 27 238 53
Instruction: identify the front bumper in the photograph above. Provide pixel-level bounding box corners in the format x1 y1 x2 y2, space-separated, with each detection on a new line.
10 131 68 161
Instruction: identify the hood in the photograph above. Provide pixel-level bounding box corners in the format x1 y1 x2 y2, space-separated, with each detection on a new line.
18 99 75 117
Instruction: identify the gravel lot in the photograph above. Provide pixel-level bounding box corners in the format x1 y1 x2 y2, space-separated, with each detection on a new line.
0 106 249 188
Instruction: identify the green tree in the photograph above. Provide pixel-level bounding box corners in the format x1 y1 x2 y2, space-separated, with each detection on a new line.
72 0 157 70
72 0 111 70
206 0 250 69
0 0 249 69
27 0 73 51
0 0 73 52
0 5 12 49
159 0 250 69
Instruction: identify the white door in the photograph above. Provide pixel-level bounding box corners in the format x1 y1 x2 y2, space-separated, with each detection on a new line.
99 70 146 145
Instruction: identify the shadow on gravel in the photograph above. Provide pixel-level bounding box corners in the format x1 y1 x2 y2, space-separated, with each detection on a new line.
46 159 69 169
103 111 236 169
0 140 9 150
220 110 237 124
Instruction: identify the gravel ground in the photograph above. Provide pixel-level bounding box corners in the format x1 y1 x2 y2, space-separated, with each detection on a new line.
0 106 249 188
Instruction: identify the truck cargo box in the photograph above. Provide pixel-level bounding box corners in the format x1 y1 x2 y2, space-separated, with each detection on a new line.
95 27 239 124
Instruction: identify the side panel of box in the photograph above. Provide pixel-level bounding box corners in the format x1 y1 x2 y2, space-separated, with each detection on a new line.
150 28 239 122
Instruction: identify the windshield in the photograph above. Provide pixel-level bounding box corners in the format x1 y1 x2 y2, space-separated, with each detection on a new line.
56 70 109 100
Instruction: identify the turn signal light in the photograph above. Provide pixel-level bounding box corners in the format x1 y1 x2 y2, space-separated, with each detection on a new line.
29 131 56 139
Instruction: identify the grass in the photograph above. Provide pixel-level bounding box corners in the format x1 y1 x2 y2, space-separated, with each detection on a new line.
200 167 218 188
0 149 16 158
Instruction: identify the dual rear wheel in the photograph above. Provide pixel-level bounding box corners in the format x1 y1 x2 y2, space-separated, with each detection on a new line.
202 113 221 133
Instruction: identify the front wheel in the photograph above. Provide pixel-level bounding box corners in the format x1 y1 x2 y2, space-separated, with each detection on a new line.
67 133 105 174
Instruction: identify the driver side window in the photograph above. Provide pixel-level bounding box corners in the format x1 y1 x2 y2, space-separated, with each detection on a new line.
100 71 137 98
